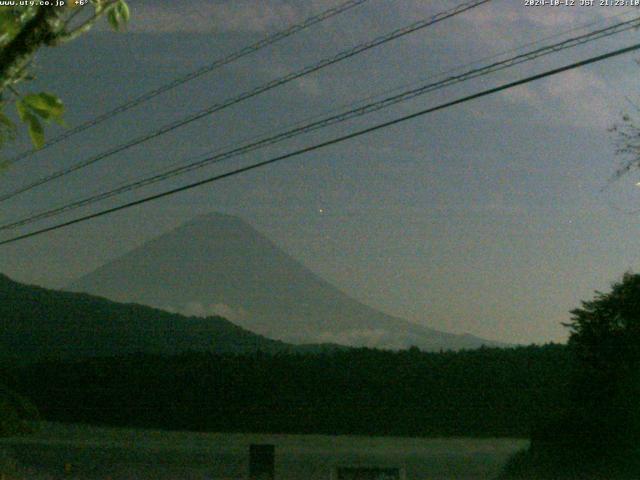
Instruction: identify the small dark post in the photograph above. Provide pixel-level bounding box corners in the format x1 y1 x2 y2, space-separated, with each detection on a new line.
249 444 275 480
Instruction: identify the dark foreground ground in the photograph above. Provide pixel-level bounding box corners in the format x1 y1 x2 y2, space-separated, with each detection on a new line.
0 422 527 479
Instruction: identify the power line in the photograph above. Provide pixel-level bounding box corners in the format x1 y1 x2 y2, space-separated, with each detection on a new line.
1 40 639 247
4 0 371 166
0 0 492 204
3 15 639 232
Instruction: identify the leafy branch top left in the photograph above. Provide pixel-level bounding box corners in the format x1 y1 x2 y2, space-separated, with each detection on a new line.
0 0 129 154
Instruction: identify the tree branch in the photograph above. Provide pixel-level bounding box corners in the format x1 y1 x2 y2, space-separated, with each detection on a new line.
0 7 60 94
60 0 120 42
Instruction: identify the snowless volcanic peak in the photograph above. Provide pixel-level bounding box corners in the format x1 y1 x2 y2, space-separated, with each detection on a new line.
68 212 503 351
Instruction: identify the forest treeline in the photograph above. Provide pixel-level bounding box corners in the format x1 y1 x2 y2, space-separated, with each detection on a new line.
2 344 570 438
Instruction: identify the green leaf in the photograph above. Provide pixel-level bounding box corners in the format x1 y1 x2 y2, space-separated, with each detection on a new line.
117 1 130 23
106 1 129 31
23 92 64 120
106 8 120 30
24 113 44 149
15 99 28 122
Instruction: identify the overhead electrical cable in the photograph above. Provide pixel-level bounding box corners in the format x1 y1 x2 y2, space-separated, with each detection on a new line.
4 0 372 165
1 40 639 246
2 15 639 231
0 0 492 203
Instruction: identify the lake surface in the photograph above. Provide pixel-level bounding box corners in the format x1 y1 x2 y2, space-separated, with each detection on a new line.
0 422 528 479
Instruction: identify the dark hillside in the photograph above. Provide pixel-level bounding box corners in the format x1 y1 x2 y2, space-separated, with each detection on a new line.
0 273 324 363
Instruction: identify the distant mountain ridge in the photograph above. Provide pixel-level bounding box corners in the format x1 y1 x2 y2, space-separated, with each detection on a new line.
68 212 504 351
0 273 335 364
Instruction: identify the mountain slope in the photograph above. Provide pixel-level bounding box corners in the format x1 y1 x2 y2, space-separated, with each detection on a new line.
68 212 503 351
0 273 310 363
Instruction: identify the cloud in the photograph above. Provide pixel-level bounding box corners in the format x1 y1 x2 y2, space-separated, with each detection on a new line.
315 328 419 349
502 67 622 130
209 1 301 33
126 0 334 33
445 0 635 68
106 0 632 129
166 301 249 322
500 84 540 105
316 328 390 346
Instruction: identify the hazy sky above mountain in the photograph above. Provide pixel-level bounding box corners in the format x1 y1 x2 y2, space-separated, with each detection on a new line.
1 0 640 344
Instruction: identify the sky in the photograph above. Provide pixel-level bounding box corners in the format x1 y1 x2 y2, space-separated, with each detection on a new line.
1 0 640 344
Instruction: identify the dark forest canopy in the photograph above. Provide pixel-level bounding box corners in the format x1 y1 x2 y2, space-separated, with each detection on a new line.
2 344 570 439
502 272 640 479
